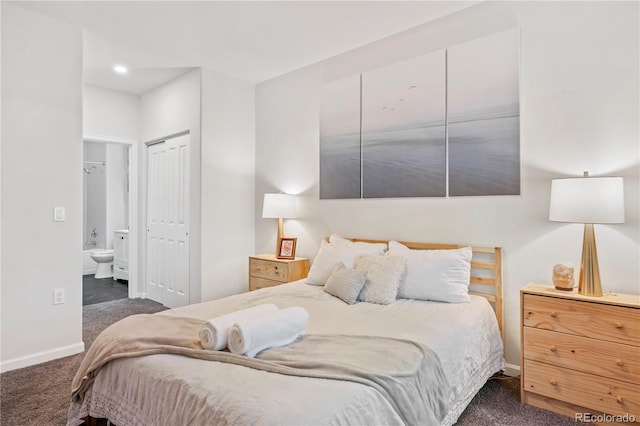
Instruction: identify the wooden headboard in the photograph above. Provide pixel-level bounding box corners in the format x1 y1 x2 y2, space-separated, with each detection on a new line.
338 238 504 340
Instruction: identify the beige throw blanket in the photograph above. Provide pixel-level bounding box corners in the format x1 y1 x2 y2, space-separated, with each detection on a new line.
71 314 451 425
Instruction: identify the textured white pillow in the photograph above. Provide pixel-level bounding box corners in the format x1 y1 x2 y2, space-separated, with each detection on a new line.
323 263 368 304
388 241 472 303
306 238 387 286
354 255 406 305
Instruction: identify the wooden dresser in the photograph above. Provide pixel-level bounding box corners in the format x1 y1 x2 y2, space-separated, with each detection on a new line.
521 283 640 424
249 254 309 291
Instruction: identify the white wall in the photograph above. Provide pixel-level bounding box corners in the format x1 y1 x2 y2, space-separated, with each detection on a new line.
1 4 84 371
83 85 140 143
140 68 256 303
200 68 255 301
83 141 107 249
254 1 640 370
140 69 202 303
106 143 128 249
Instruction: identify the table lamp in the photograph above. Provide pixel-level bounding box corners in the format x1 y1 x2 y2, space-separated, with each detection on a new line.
262 193 297 255
549 172 625 296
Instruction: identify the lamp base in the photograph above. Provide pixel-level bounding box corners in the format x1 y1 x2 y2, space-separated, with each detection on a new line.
274 217 284 257
578 223 603 297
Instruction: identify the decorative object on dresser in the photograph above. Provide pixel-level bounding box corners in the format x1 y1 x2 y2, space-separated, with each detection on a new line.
277 237 297 260
549 172 625 296
262 193 297 256
552 263 574 291
521 283 639 423
249 254 309 291
113 229 129 281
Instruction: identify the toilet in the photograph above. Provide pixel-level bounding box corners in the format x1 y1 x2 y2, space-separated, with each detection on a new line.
91 249 114 279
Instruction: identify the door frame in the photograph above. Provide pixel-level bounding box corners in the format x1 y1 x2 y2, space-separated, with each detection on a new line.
83 135 140 298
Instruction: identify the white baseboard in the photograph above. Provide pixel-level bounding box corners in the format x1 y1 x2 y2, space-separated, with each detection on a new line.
504 362 521 377
0 341 85 373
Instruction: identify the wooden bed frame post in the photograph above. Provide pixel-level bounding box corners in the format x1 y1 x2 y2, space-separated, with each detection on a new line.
495 247 504 341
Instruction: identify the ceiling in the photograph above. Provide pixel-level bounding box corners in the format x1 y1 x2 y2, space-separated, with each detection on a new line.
11 1 478 95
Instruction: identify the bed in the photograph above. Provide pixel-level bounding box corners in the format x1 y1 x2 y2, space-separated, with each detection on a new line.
68 237 504 426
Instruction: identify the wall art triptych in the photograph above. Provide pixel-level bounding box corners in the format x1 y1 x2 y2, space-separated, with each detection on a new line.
319 28 520 199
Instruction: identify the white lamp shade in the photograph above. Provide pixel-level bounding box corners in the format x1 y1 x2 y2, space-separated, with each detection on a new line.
262 193 297 219
549 176 624 224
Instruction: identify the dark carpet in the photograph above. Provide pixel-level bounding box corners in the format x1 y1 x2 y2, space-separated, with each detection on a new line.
456 375 581 425
1 298 580 426
0 298 167 426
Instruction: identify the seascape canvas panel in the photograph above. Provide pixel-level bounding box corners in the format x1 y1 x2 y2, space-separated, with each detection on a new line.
319 30 519 200
447 28 520 196
361 50 446 198
319 75 361 199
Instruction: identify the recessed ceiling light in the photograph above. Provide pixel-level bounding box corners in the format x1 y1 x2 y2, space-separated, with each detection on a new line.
113 65 128 75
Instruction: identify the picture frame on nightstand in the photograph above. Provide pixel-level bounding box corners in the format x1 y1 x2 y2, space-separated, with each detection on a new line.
277 237 297 259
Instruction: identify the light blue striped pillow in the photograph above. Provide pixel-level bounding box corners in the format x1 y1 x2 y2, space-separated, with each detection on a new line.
324 263 368 304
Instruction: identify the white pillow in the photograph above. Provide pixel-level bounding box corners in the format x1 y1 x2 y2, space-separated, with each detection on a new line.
388 241 472 303
329 234 388 253
323 263 368 304
306 238 387 286
354 255 406 305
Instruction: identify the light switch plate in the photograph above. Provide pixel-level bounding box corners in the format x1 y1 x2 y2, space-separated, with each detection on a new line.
54 206 65 222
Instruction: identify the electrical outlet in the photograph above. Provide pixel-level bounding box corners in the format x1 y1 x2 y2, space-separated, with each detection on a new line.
53 288 65 305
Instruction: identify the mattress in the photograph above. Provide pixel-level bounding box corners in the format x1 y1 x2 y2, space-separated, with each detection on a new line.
68 280 504 425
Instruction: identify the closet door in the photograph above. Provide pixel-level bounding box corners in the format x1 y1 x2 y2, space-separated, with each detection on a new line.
146 134 190 308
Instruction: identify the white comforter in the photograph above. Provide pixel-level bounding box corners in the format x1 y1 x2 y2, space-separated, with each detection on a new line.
68 281 503 426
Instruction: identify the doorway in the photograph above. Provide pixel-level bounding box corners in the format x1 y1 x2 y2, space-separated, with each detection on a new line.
82 138 139 304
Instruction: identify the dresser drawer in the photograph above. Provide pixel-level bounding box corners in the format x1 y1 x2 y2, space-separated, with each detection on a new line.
249 277 284 291
250 259 289 282
524 327 640 383
523 294 640 346
523 359 640 417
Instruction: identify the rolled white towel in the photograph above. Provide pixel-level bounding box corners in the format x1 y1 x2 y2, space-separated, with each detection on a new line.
228 307 309 357
199 304 279 350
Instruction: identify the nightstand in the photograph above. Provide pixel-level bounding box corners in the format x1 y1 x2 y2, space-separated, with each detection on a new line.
521 283 640 422
249 254 310 291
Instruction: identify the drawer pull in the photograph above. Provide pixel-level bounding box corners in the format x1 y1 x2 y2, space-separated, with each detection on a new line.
615 322 624 329
550 312 557 318
615 359 624 366
549 345 558 352
550 379 558 386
